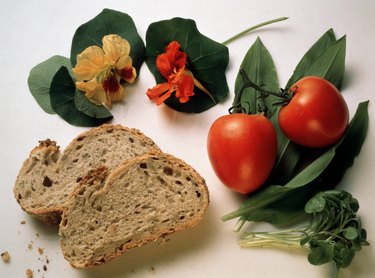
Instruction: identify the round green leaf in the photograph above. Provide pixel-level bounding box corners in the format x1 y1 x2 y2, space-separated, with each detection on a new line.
308 242 335 265
146 17 229 113
28 55 72 114
74 89 112 119
50 66 113 127
305 194 326 213
343 226 358 240
70 9 145 74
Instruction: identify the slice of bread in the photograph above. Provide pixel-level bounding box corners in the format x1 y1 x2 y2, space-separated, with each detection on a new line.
14 124 160 224
59 152 209 268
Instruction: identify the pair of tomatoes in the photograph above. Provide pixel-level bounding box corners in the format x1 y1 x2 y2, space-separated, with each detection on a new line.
207 76 349 194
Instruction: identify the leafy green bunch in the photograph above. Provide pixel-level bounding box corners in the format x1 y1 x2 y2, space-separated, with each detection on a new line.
239 190 369 276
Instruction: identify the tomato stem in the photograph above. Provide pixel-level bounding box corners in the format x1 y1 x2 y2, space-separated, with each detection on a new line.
231 69 292 116
238 69 289 99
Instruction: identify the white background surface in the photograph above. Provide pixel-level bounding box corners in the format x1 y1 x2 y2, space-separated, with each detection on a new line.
1 1 374 277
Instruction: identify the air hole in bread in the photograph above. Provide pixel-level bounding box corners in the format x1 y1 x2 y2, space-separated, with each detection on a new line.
129 137 134 143
17 193 22 200
76 177 82 183
139 163 147 169
106 128 114 133
96 206 102 212
76 145 83 150
186 176 191 181
195 191 201 198
175 180 182 185
163 167 173 176
77 136 86 141
179 215 185 220
72 158 79 163
157 176 165 184
42 176 53 187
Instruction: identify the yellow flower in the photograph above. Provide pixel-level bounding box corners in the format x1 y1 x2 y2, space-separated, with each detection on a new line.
73 34 137 108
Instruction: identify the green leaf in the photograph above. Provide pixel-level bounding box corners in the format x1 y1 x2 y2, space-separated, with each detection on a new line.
145 17 229 113
305 194 326 213
50 66 113 126
304 36 346 90
233 37 279 116
284 148 336 188
285 29 336 88
308 242 335 265
70 9 145 74
335 247 355 269
28 55 72 114
319 101 369 186
74 90 112 119
343 227 358 240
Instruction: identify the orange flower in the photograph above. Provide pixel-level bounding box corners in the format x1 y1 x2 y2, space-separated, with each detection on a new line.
73 34 136 109
147 41 211 106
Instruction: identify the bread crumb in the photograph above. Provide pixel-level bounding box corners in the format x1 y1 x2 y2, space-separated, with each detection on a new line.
1 251 10 263
21 220 26 224
38 247 44 255
149 266 156 274
28 242 33 250
26 269 33 278
43 265 47 271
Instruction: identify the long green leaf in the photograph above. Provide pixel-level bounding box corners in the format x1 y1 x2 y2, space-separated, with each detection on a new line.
146 17 229 113
233 37 279 116
70 9 145 74
28 55 72 114
285 29 336 88
50 66 113 127
304 36 346 90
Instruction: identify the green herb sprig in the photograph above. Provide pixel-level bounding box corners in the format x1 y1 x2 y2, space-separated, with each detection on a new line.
239 190 369 277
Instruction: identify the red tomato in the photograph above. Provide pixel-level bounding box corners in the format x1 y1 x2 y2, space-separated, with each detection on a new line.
207 114 277 194
278 76 349 148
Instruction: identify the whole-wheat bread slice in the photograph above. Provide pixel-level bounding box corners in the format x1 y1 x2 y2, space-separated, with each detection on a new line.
59 152 209 268
14 124 160 224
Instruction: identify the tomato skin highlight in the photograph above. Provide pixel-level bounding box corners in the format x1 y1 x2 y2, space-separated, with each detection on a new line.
207 114 277 194
278 76 349 148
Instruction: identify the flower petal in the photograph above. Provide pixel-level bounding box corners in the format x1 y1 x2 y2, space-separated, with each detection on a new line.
102 34 130 64
116 55 137 83
165 41 187 69
73 46 106 81
146 82 172 105
76 79 111 108
156 41 187 79
173 70 195 103
102 74 124 103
